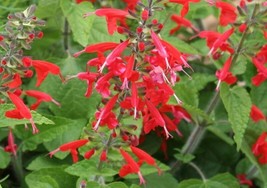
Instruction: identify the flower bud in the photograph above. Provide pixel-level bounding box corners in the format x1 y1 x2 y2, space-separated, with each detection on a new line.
100 150 107 161
238 23 247 33
141 9 149 21
22 57 32 67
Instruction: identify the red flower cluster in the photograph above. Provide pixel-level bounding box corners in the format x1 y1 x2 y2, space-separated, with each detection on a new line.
252 132 267 164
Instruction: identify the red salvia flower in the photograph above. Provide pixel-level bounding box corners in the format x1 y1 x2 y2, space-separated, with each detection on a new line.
215 56 237 90
198 28 235 55
130 146 161 174
151 30 171 69
168 0 200 17
95 71 114 98
49 139 88 163
31 60 62 87
119 148 146 184
85 8 129 35
145 99 172 139
251 57 267 86
123 0 139 10
100 150 107 161
99 40 129 73
6 92 38 134
236 174 253 187
252 132 267 164
93 94 119 130
75 72 99 98
215 1 237 26
84 148 95 160
73 42 119 58
4 73 22 89
25 90 60 110
120 55 139 89
250 105 266 123
170 14 198 35
4 128 17 157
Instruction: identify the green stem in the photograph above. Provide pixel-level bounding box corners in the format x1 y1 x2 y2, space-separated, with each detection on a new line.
11 152 24 186
94 133 114 183
189 162 206 181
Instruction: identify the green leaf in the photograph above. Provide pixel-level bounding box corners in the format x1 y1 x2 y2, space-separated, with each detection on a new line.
87 17 123 43
180 73 216 92
65 159 118 177
108 182 128 188
220 83 252 150
182 103 213 125
178 173 239 188
177 179 203 188
164 36 199 55
60 0 95 46
174 153 195 164
172 83 198 107
17 116 85 151
26 167 77 188
0 148 10 169
27 155 67 171
209 173 239 188
127 173 178 188
0 104 54 128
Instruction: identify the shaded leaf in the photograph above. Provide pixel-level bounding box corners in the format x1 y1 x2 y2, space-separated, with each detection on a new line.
220 83 251 150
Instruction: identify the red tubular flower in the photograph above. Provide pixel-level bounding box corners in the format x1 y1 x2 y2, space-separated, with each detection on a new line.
131 82 139 119
84 148 95 159
75 72 99 97
251 57 267 86
215 56 237 90
4 73 22 89
85 8 129 35
95 71 114 97
250 105 266 123
6 92 38 134
130 146 161 174
100 150 107 161
199 28 235 55
236 174 253 187
145 99 172 139
168 0 200 17
252 132 267 164
123 0 139 10
31 60 62 87
120 55 139 90
93 94 119 131
49 139 88 163
4 128 17 157
99 40 129 73
25 90 60 110
73 42 118 57
119 148 145 185
151 30 171 69
215 2 237 26
170 14 198 35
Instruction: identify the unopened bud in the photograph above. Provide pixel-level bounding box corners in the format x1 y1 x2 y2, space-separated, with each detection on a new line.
141 9 149 21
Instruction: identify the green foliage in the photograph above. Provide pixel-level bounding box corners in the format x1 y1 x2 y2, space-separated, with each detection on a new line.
0 148 10 169
178 173 239 188
220 83 252 150
25 167 77 188
60 0 95 47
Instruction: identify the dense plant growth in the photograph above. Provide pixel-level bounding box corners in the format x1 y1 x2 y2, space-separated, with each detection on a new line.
1 0 267 188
